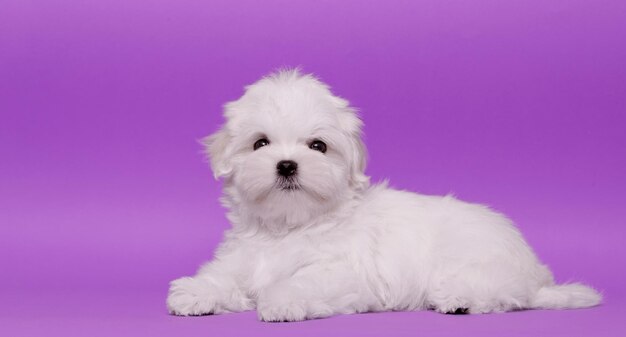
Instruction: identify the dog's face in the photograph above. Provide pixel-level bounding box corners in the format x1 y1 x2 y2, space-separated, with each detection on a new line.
205 70 369 227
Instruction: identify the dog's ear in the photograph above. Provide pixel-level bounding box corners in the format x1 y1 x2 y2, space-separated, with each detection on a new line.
347 129 369 191
335 99 370 191
202 126 233 179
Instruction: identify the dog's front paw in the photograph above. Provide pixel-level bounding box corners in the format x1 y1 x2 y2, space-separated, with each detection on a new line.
257 301 308 322
167 277 217 316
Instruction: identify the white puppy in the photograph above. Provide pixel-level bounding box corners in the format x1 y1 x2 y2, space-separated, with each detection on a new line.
167 69 601 321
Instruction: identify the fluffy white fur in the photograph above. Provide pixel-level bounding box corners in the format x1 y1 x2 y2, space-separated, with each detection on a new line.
167 69 601 321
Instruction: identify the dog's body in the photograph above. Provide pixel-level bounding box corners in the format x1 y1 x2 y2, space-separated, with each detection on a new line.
167 69 601 321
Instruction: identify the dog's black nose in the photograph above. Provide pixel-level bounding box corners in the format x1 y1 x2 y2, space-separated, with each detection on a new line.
277 160 298 177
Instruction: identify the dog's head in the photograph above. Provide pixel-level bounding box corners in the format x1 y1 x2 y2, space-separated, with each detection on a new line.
204 69 369 228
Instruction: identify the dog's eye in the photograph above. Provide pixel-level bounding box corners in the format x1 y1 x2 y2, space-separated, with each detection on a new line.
253 138 270 150
309 140 327 153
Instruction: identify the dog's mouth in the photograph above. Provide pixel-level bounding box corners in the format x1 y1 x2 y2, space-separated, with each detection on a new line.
276 177 301 191
271 176 329 202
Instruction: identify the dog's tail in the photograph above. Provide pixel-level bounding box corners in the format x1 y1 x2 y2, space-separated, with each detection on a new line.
530 283 602 310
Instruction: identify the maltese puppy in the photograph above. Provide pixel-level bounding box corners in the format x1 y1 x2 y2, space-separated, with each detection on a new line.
167 69 601 321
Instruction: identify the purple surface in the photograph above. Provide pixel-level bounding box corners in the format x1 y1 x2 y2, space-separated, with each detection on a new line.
1 0 625 336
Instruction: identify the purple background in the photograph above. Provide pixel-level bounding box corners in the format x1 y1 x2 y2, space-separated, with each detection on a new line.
1 0 625 336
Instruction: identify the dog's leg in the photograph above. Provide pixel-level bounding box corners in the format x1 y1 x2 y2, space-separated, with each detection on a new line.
167 254 253 316
256 262 375 322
